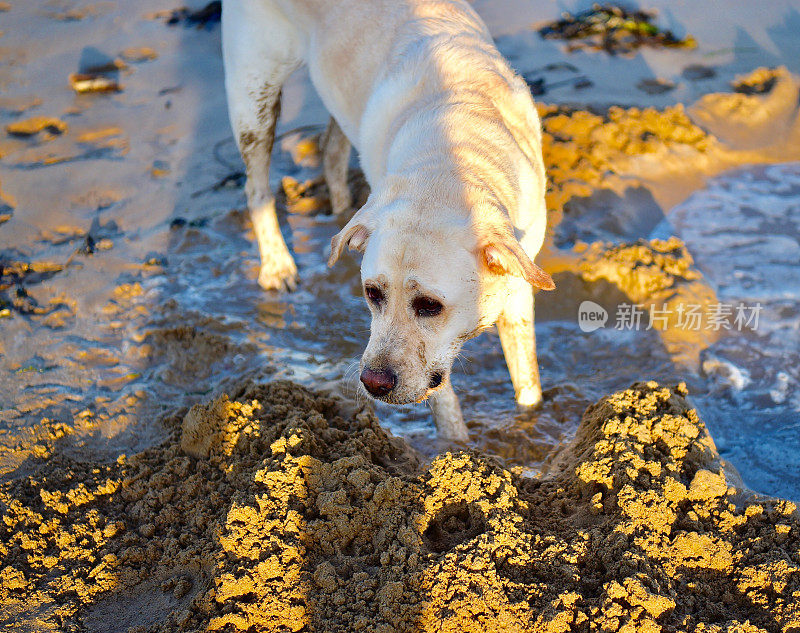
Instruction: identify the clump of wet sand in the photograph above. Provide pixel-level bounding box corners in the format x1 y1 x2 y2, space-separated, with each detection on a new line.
2 380 798 632
577 236 701 303
572 237 716 368
537 100 711 217
535 67 800 227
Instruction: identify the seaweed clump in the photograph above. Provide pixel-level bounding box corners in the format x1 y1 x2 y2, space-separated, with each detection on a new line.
539 4 696 55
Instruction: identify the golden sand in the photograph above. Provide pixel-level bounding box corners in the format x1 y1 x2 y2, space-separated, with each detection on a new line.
2 380 798 632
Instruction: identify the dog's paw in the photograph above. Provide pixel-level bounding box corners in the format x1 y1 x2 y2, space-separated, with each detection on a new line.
257 250 298 292
516 385 543 408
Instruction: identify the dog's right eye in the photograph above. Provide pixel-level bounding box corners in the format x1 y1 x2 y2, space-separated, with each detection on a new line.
365 285 384 305
413 296 443 317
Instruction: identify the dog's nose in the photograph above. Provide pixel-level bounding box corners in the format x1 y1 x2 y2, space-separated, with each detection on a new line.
360 367 397 397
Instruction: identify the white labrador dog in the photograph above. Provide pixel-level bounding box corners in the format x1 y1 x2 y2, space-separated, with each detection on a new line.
223 0 554 440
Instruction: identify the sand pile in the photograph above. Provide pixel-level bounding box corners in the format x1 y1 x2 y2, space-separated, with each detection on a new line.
537 101 711 216
572 237 717 368
2 380 798 632
576 237 701 303
536 67 800 221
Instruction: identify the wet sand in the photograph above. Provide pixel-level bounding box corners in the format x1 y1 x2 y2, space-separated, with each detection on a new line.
2 0 799 484
2 380 798 632
2 0 800 630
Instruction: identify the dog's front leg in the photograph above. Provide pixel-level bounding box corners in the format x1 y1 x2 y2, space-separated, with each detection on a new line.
429 378 468 441
222 1 299 291
497 279 543 408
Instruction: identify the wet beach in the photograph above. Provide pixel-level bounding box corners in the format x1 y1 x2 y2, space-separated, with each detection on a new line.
1 1 800 630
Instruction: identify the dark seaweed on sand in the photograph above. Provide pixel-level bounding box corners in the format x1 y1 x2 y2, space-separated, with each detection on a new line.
539 3 696 55
166 1 221 27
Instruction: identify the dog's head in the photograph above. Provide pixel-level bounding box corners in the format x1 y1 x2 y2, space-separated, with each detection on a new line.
328 200 554 405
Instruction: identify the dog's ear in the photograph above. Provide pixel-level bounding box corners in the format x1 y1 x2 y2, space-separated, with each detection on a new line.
328 218 371 267
481 235 555 290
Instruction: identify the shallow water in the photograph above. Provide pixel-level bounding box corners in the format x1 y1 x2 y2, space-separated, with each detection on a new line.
0 1 798 503
3 152 799 500
666 163 800 500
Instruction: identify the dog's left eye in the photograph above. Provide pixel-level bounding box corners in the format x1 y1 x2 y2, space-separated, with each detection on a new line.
413 296 443 317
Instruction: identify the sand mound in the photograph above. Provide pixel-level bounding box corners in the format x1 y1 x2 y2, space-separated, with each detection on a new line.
572 237 717 369
1 381 798 632
577 237 701 303
689 67 800 151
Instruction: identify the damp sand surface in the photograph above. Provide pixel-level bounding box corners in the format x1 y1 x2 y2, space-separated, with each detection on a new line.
2 1 800 629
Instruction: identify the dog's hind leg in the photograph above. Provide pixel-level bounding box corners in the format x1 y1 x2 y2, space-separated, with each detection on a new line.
429 379 468 441
321 116 352 215
222 0 301 290
497 279 543 408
